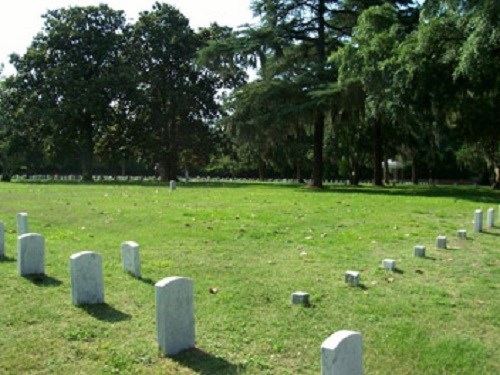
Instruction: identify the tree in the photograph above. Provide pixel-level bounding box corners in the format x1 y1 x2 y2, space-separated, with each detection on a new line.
10 5 128 181
127 2 220 181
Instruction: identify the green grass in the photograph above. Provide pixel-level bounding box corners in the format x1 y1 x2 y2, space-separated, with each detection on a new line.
0 181 499 374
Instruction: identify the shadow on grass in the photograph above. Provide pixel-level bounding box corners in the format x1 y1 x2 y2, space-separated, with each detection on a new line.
394 268 404 274
0 256 16 263
481 231 500 237
424 256 437 261
138 277 156 286
172 347 241 375
299 185 500 204
79 303 131 323
23 274 62 287
355 283 368 290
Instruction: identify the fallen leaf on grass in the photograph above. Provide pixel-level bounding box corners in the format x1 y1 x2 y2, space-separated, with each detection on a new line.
320 233 327 238
300 251 307 257
304 236 313 240
476 300 485 305
385 277 395 283
415 269 424 274
209 288 218 294
371 281 378 285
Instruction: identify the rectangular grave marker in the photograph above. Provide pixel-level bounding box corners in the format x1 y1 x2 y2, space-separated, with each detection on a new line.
487 208 495 228
121 241 141 278
169 180 176 191
474 209 483 233
414 245 426 257
436 235 447 249
457 229 467 238
292 291 310 305
382 259 396 271
16 212 29 235
17 233 45 276
70 251 104 305
345 271 360 286
155 276 195 356
321 330 363 375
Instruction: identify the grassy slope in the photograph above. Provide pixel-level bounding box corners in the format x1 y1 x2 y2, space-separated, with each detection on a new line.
0 182 498 374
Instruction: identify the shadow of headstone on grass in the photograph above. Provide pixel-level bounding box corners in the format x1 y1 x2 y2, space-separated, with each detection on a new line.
79 303 131 323
0 256 16 263
172 347 242 375
23 274 62 287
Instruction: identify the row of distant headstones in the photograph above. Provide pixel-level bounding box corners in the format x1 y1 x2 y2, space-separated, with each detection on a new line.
0 208 497 374
8 174 452 186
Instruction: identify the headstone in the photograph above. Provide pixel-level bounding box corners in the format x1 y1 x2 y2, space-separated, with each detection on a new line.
16 212 29 235
436 235 447 249
155 277 195 356
473 209 483 233
0 221 5 258
457 229 467 239
121 241 141 278
70 251 104 305
292 291 310 305
414 245 426 257
382 259 396 271
17 233 45 276
487 208 495 228
345 271 360 286
321 330 363 375
169 180 176 191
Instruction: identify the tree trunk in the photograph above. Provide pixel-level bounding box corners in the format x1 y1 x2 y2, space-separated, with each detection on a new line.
296 158 304 183
167 120 179 181
158 161 167 182
120 159 126 176
81 118 94 182
493 166 499 189
312 0 326 189
383 157 389 185
411 162 418 184
258 159 265 181
479 163 490 185
372 120 383 186
312 111 325 188
1 173 12 182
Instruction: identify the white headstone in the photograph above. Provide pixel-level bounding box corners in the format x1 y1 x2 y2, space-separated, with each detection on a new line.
414 245 426 257
345 271 360 286
321 330 363 375
457 229 467 238
121 241 141 278
17 233 45 276
70 251 104 305
169 180 176 191
16 212 29 235
292 291 310 305
474 209 483 233
0 221 4 258
382 259 396 271
155 276 195 356
436 235 447 249
487 208 495 228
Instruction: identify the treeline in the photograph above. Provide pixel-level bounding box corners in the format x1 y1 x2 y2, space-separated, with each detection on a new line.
0 0 498 187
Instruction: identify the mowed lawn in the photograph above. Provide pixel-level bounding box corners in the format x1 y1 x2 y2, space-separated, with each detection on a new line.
0 181 498 374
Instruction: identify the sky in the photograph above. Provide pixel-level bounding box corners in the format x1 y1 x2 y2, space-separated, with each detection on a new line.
0 0 255 77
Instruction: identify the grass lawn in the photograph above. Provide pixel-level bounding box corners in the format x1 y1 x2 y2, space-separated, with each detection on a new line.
0 181 498 374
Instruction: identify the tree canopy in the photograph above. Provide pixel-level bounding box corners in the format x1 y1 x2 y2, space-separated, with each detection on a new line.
1 1 498 187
